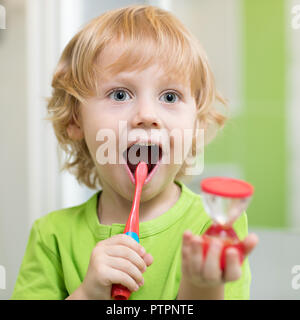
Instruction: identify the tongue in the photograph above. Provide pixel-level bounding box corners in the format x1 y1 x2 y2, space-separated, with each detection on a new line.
126 145 159 175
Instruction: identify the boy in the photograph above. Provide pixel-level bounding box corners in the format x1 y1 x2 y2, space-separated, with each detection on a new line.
11 5 258 300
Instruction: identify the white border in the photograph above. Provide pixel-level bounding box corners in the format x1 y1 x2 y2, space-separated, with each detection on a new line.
286 0 300 231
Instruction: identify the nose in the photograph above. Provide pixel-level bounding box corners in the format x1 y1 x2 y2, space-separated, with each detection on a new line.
131 101 162 129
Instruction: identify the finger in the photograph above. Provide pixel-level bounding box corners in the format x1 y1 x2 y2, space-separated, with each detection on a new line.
182 230 194 275
108 256 144 287
106 234 146 256
182 230 193 244
223 248 242 282
109 268 141 293
190 236 203 275
142 253 154 267
243 233 259 256
183 230 194 249
107 245 147 273
202 239 223 282
182 230 193 252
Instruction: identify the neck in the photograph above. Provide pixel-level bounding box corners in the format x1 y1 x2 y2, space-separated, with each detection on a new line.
97 181 181 225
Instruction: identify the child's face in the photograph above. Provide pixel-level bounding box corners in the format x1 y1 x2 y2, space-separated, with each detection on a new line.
73 43 197 200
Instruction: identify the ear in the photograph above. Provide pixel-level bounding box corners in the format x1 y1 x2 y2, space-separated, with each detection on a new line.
66 113 84 141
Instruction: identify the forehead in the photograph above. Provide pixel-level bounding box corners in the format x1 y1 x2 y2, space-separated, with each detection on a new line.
95 39 191 88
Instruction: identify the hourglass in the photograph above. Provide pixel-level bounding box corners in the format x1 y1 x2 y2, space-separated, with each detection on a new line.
200 177 254 270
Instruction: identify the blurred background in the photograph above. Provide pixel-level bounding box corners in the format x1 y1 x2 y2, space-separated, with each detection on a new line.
0 0 299 299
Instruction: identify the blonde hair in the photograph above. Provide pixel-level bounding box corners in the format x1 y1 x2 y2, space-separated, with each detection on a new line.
46 4 228 189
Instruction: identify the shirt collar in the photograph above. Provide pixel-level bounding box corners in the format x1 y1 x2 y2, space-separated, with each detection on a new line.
84 180 196 239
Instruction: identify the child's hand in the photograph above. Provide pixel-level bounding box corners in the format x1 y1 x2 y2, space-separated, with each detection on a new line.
181 230 258 289
76 234 153 300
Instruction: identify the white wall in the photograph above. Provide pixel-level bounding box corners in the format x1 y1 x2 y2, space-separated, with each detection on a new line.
286 0 300 232
249 228 300 299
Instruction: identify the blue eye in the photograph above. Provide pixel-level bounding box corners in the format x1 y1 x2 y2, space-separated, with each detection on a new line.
161 92 179 104
109 89 130 101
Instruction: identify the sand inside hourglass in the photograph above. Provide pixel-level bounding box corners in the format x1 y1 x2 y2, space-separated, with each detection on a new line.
201 192 252 228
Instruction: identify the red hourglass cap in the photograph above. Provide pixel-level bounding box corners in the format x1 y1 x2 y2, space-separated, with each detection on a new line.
201 177 254 198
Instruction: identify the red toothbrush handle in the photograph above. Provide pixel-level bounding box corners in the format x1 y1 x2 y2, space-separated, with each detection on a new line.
111 162 148 300
111 284 131 300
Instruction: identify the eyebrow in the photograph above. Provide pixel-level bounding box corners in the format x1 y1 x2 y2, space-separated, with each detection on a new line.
102 74 188 92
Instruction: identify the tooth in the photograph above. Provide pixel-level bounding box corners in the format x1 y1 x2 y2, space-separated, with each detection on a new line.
136 142 158 147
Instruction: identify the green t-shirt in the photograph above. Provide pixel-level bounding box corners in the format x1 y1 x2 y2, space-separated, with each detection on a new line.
11 180 251 300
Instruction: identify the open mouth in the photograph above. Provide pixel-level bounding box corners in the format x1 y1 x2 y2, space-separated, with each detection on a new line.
123 143 162 184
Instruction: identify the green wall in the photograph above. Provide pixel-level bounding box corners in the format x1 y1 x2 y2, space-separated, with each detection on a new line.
205 0 287 228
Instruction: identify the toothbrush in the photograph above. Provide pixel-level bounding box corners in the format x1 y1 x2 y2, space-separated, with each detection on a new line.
111 161 148 300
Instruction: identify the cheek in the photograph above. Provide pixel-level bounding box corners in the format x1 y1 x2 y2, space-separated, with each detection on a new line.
80 103 125 170
170 108 197 138
169 112 197 163
175 103 197 126
82 118 118 166
83 127 99 165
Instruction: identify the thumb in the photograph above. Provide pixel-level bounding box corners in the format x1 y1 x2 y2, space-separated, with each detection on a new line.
243 233 259 256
